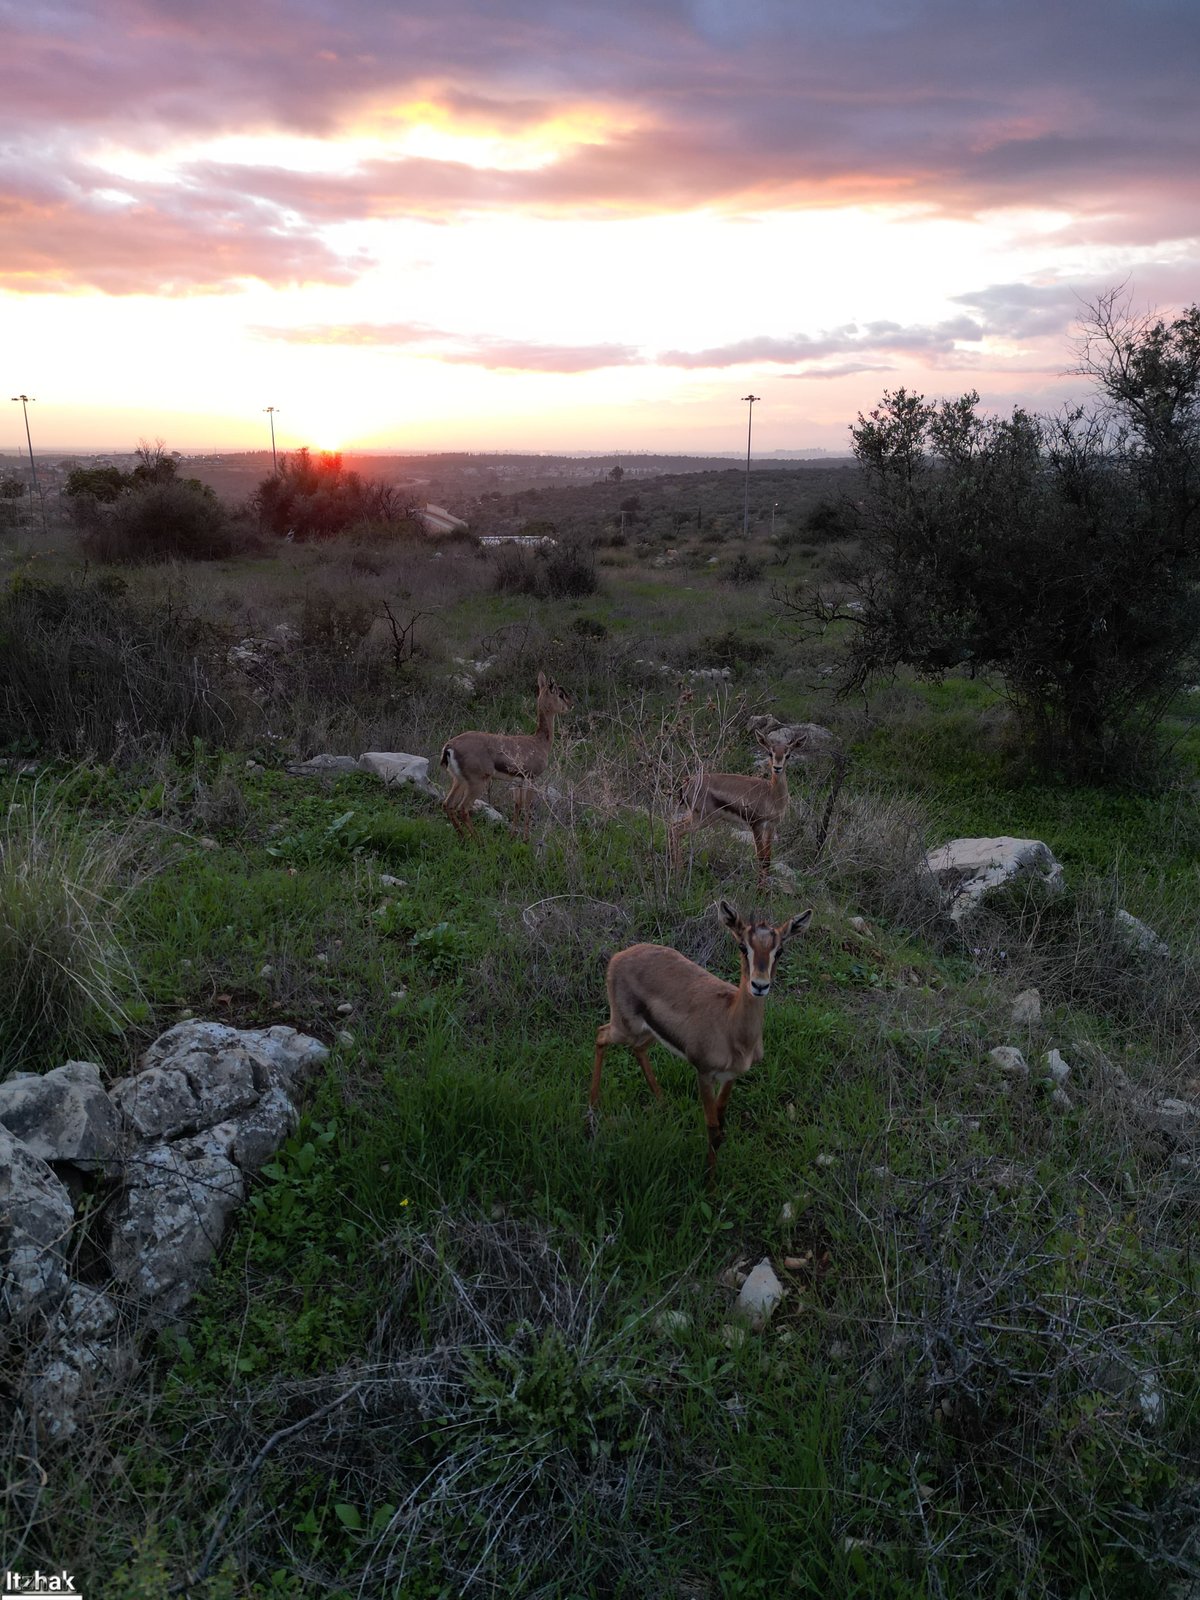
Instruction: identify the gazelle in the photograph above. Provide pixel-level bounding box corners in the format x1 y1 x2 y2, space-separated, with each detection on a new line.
440 670 571 840
590 900 812 1176
670 732 801 886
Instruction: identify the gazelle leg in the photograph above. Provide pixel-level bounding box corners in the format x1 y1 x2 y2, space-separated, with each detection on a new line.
632 1044 664 1103
520 783 533 842
697 1073 725 1177
588 1028 611 1135
590 1026 612 1107
443 783 470 837
753 822 772 887
715 1078 735 1132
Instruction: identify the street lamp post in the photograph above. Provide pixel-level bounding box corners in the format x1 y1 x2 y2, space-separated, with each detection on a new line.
10 394 45 531
263 405 280 472
741 394 760 538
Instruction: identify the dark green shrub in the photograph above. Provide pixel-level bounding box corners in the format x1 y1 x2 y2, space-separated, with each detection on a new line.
78 480 246 563
493 536 597 599
255 449 417 541
725 550 764 585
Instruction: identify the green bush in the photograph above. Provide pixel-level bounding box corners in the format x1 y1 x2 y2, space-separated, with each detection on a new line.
78 480 247 563
493 535 598 598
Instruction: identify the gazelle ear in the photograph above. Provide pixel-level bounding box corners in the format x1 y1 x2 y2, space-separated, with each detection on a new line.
718 899 742 932
780 908 813 941
537 670 548 692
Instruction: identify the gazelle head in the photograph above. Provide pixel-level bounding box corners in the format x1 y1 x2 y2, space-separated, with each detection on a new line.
754 731 796 780
536 670 571 715
719 899 812 998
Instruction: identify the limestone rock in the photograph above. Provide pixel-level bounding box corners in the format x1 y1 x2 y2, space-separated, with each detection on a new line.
359 751 439 795
1115 909 1170 958
0 1061 125 1171
989 1046 1029 1079
1144 1097 1198 1138
286 754 361 777
0 1124 75 1323
1011 988 1042 1027
735 1257 785 1331
230 1086 299 1171
1043 1049 1071 1085
922 837 1064 923
23 1285 131 1440
108 1140 244 1315
136 1019 327 1101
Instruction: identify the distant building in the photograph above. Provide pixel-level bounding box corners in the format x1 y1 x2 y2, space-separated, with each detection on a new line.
419 503 469 536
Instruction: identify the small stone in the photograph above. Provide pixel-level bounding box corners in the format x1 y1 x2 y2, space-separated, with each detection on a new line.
380 874 407 888
390 989 408 1002
828 1340 848 1359
656 1309 692 1336
315 953 329 965
259 963 275 978
717 1262 748 1291
336 1002 353 1016
815 1152 836 1168
337 1029 355 1047
719 1323 748 1350
1011 988 1041 1027
778 1201 796 1225
785 1102 797 1121
989 1045 1029 1079
1043 1049 1071 1085
1136 1373 1165 1429
736 1258 785 1330
848 916 872 936
198 837 219 850
1049 1086 1074 1112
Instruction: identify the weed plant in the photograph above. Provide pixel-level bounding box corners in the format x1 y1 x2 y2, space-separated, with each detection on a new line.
0 780 148 1068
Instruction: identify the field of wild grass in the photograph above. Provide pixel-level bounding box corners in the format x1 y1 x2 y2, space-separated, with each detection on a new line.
2 501 1199 1597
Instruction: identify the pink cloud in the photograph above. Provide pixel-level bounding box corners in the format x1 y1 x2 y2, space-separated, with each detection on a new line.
4 0 1198 293
256 320 643 371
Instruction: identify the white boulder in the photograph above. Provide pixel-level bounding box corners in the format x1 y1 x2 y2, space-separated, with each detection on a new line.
922 837 1064 923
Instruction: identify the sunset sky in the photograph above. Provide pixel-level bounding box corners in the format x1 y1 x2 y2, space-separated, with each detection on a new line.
4 0 1198 456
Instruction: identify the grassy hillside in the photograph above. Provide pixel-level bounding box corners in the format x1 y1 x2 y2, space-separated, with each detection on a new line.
2 504 1198 1597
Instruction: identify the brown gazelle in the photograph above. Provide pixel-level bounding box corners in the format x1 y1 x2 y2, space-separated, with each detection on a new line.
670 732 801 886
440 671 571 840
590 900 812 1175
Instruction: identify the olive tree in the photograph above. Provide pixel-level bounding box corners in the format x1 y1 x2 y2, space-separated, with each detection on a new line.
784 294 1200 781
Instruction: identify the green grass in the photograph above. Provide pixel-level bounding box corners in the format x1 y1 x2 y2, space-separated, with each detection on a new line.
4 542 1199 1597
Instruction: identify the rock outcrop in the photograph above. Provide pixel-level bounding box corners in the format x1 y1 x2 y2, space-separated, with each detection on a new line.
1 1020 328 1438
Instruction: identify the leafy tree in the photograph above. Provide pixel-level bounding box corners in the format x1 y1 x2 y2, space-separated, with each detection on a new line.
65 440 242 562
783 294 1200 781
65 465 126 504
254 448 416 540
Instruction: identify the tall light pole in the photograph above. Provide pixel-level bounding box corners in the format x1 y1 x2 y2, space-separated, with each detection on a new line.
263 405 280 472
10 394 45 531
741 394 760 538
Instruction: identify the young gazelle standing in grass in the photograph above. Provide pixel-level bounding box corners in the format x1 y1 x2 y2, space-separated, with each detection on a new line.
590 899 812 1175
669 731 803 887
440 670 571 840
